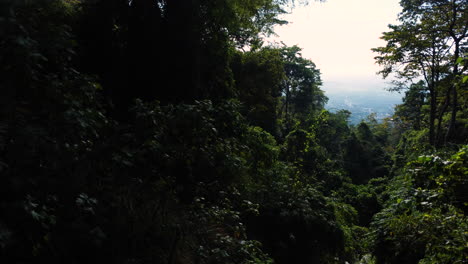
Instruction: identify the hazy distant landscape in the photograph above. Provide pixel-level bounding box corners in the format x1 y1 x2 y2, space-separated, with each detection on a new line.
325 90 402 124
322 78 403 124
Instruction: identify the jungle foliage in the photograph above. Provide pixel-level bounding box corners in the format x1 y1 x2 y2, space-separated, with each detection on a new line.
0 0 466 264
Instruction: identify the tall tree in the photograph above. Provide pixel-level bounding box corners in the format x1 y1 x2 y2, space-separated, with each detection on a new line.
279 45 326 130
232 47 285 135
373 0 468 146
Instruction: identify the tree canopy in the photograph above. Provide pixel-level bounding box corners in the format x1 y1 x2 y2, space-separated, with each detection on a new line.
0 0 467 264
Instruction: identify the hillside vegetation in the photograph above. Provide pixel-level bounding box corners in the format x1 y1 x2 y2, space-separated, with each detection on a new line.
0 0 466 263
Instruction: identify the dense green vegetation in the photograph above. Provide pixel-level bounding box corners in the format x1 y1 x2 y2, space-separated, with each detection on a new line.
0 0 466 263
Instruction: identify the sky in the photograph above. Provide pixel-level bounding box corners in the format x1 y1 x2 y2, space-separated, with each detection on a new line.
268 0 402 95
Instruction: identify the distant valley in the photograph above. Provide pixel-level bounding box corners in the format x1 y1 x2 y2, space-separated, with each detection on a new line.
325 90 403 124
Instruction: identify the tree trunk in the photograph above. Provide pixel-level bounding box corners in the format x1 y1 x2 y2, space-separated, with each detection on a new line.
445 40 460 143
429 84 436 146
429 48 437 146
436 87 450 146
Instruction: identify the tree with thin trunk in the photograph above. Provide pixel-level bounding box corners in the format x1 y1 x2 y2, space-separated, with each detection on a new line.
373 0 467 146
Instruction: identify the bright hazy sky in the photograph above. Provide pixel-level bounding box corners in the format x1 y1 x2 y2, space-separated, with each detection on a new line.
268 0 402 94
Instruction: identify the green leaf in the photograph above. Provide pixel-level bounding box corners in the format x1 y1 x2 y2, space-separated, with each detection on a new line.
462 76 468 83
